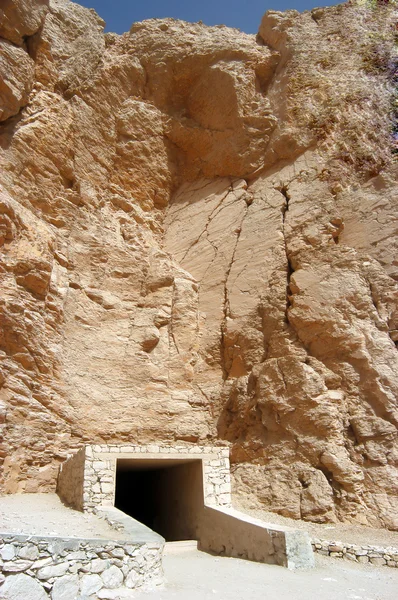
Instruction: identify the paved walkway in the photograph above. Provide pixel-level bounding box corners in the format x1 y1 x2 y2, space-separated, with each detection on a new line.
136 548 398 600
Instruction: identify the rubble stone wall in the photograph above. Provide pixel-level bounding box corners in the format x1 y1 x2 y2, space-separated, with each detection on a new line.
0 534 164 598
311 538 398 568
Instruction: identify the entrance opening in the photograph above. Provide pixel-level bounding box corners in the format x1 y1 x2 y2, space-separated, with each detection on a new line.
115 458 204 541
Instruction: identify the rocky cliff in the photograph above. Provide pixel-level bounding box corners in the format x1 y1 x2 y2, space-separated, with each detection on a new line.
0 0 397 530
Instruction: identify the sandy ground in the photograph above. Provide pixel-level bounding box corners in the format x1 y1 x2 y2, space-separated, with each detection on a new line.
136 549 398 600
233 501 398 548
0 493 127 540
1 494 398 599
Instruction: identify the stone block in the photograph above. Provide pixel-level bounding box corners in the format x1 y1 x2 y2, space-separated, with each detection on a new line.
67 551 87 561
101 565 124 589
357 555 369 564
90 559 110 573
80 573 103 596
370 557 386 567
18 545 39 561
101 482 115 494
125 568 142 589
124 546 138 557
329 544 344 553
220 483 231 494
134 554 146 568
285 531 315 570
3 560 33 572
1 545 16 561
37 562 69 580
354 549 368 556
0 574 47 600
345 553 358 562
218 493 231 504
147 445 159 453
51 574 79 600
32 557 53 569
93 461 109 471
68 562 81 574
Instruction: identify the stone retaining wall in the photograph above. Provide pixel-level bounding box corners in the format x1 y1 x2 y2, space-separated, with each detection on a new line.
0 534 163 599
312 538 398 568
200 506 315 570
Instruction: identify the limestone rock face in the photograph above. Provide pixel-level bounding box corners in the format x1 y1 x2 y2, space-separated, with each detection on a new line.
0 0 397 531
0 39 35 121
0 1 48 120
0 0 49 46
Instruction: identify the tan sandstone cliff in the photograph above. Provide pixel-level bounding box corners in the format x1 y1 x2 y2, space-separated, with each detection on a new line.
0 0 397 530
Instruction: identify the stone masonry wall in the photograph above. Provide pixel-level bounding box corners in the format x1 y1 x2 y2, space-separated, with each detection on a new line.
62 444 232 513
0 534 163 598
312 538 398 568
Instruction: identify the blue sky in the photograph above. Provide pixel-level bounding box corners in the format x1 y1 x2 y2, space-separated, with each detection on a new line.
77 1 339 34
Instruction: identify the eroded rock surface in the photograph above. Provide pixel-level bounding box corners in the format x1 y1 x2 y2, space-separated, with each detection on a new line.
0 0 397 530
0 0 49 46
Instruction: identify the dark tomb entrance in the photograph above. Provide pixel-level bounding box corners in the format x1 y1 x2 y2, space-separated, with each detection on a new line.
114 458 204 541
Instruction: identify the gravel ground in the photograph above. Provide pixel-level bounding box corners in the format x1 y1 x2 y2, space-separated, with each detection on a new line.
0 493 127 540
233 500 398 548
136 548 398 600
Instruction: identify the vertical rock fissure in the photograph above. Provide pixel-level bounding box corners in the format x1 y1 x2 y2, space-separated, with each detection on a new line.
364 276 398 351
367 279 383 322
279 185 294 322
169 281 181 356
220 197 250 380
